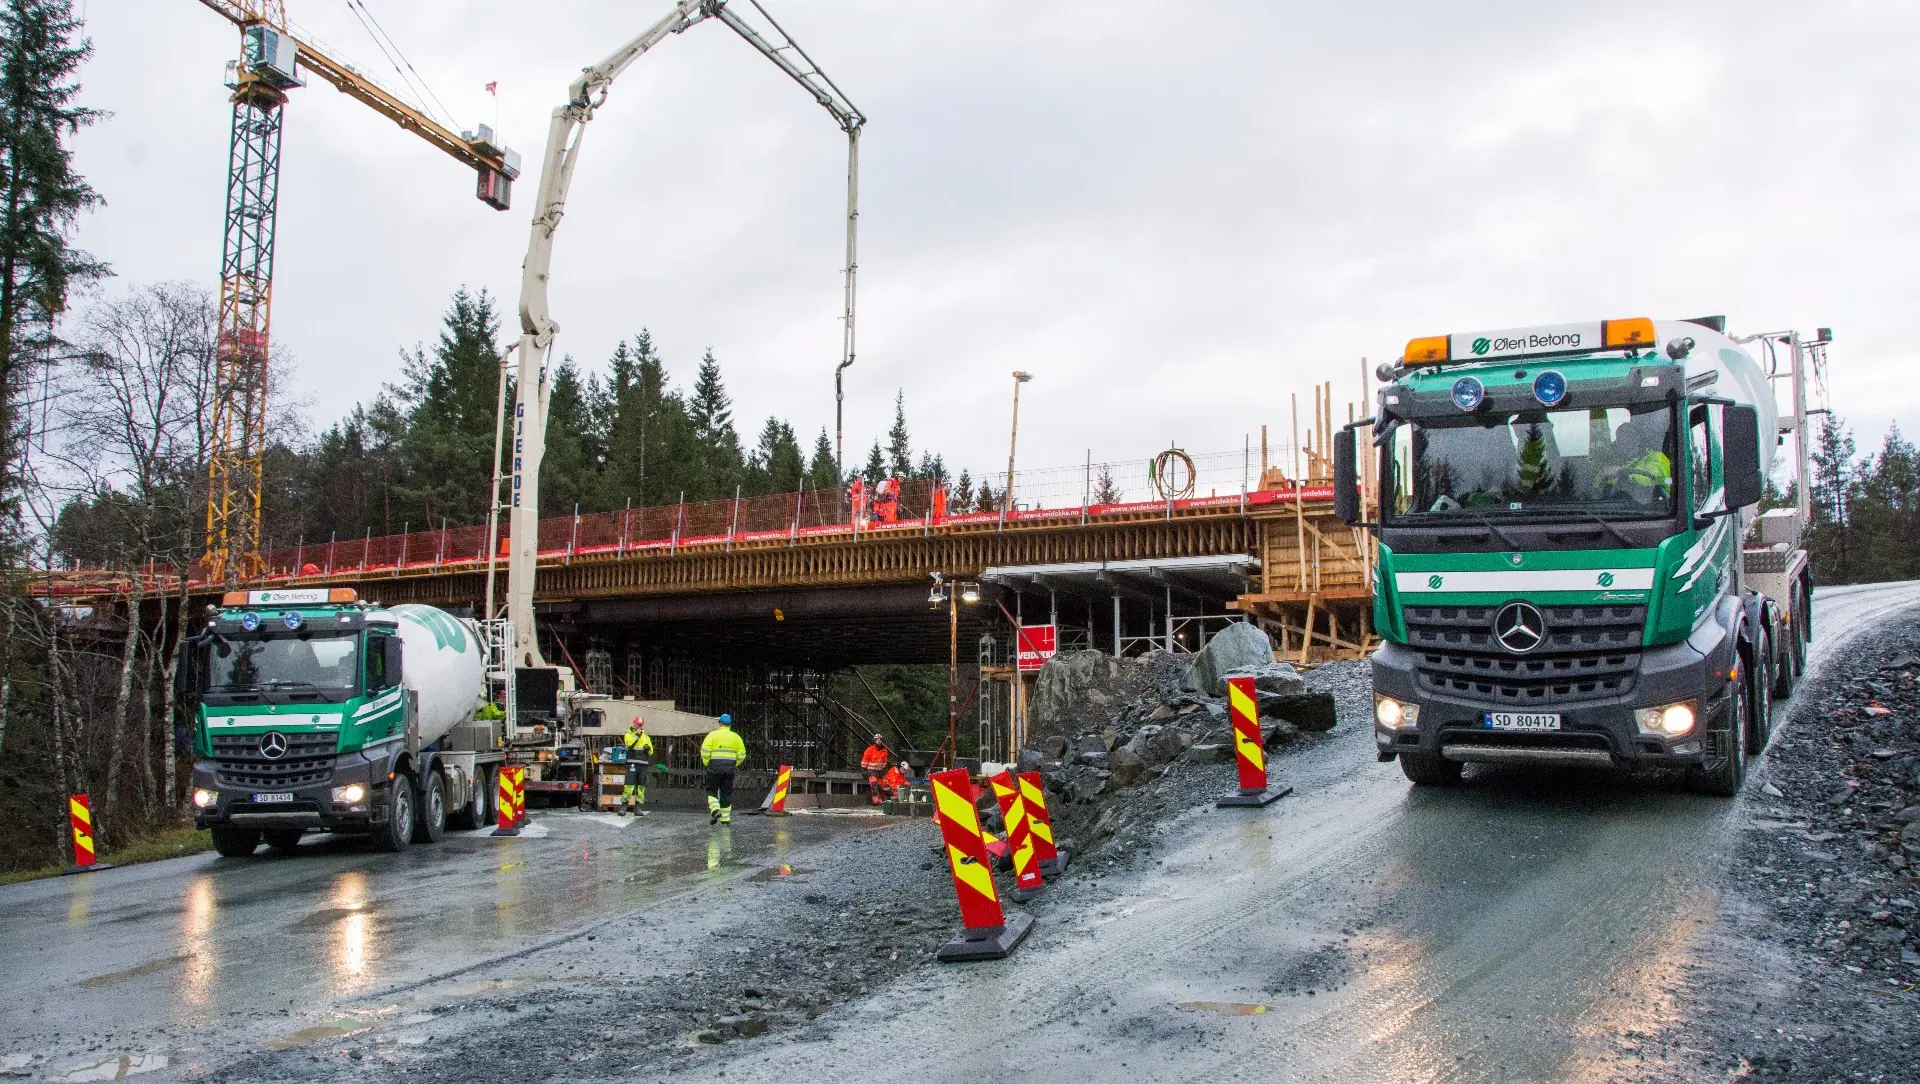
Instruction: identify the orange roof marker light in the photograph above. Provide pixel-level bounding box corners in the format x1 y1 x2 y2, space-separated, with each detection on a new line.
1403 317 1665 367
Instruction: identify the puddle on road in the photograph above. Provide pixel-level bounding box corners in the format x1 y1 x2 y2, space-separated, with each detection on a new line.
264 1021 371 1051
746 865 817 882
1176 1001 1271 1016
76 955 187 988
50 1054 170 1081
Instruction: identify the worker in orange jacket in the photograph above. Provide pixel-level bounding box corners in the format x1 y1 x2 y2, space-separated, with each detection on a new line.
880 761 911 802
860 733 890 805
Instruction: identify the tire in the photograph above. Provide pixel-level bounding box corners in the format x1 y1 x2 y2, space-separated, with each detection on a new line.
375 777 415 853
473 767 494 828
1399 751 1463 787
262 828 304 852
1748 635 1774 754
411 771 447 845
211 823 261 858
1690 675 1747 797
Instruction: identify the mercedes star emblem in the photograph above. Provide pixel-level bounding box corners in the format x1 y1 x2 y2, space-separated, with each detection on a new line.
258 731 289 760
1493 601 1546 654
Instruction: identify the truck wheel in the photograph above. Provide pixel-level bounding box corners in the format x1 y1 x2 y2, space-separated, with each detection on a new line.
375 778 415 853
1399 751 1463 787
473 767 494 828
412 771 447 845
262 828 304 853
1748 636 1774 754
211 823 261 858
1690 677 1747 797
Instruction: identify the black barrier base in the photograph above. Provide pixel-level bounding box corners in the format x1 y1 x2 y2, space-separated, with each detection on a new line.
1217 783 1292 808
489 825 521 837
1008 883 1044 904
59 862 114 876
936 912 1034 962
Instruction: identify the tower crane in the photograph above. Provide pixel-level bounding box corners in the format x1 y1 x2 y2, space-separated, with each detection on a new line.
191 0 523 582
492 0 865 669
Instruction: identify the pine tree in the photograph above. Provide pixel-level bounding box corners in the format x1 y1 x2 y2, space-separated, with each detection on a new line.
686 348 742 499
803 428 838 491
952 468 974 512
0 0 105 541
886 390 912 478
541 356 601 514
745 416 805 495
1092 463 1121 504
862 440 886 486
975 478 997 513
602 331 690 507
387 287 503 529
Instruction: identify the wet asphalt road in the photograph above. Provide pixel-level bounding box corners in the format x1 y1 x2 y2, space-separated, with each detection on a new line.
0 807 887 1080
5 582 1920 1083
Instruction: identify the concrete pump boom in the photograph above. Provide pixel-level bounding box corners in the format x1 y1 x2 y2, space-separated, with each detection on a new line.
498 0 866 668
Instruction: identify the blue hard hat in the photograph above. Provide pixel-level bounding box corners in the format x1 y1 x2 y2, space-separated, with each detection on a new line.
718 713 732 725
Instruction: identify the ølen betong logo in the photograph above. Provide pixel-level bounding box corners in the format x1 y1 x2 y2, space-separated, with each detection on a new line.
1471 337 1492 356
1427 574 1444 589
1597 572 1615 587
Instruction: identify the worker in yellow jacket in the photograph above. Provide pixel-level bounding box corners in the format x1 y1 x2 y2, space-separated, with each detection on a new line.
700 714 747 825
620 719 653 816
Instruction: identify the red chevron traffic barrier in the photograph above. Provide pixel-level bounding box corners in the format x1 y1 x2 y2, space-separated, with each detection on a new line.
930 768 1032 961
1217 675 1292 807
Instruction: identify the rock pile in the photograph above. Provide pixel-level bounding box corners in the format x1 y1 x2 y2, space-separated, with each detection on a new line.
1011 624 1343 856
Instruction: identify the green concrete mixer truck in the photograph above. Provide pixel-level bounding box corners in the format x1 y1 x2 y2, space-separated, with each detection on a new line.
1333 315 1827 795
181 589 513 855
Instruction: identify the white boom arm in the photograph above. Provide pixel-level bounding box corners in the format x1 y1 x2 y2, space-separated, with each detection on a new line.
502 0 865 668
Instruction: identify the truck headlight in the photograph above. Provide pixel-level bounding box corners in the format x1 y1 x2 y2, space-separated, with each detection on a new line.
192 788 218 809
330 783 367 805
1636 701 1697 737
1375 694 1420 729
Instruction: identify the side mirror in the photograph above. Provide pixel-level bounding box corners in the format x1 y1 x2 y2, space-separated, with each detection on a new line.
1333 428 1360 525
1721 405 1763 510
384 636 404 688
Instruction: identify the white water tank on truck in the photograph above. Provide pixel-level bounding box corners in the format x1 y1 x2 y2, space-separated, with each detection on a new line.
390 604 486 747
1655 319 1779 484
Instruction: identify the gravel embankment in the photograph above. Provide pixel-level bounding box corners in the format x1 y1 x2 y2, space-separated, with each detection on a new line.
1638 610 1920 1082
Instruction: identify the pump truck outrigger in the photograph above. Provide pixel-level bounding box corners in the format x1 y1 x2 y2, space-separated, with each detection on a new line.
1334 316 1827 796
179 589 515 856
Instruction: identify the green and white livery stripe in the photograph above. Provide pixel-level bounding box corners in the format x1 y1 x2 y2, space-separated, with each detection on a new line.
1396 568 1655 593
206 712 342 730
352 688 403 719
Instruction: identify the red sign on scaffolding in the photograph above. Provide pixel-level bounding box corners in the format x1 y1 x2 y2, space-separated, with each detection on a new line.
1016 625 1057 672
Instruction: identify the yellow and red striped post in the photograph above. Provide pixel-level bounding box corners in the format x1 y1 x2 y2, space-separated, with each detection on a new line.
1217 675 1292 807
988 770 1042 895
930 768 1033 961
767 764 793 816
491 766 525 836
69 794 96 869
1018 771 1068 877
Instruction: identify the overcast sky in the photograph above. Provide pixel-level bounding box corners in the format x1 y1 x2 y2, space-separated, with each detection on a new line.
68 0 1920 498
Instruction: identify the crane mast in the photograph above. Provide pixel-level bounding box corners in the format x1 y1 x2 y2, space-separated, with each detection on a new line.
499 0 866 668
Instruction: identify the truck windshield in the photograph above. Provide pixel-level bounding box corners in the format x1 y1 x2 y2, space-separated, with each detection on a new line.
1386 403 1676 523
207 632 360 703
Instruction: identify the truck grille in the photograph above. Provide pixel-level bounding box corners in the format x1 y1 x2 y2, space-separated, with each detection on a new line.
212 732 338 789
1406 604 1647 705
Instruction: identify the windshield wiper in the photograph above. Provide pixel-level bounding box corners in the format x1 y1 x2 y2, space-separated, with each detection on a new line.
1450 508 1523 550
1559 509 1639 548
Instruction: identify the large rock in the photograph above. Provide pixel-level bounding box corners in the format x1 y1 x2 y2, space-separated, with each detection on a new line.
1127 724 1186 768
1190 622 1276 697
1029 650 1123 735
1227 661 1306 696
1108 745 1147 787
1262 692 1339 732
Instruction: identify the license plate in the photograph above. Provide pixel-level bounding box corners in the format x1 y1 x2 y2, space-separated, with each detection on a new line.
251 792 295 803
1485 712 1561 731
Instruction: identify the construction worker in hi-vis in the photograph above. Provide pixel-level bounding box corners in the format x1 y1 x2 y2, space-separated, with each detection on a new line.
701 714 747 825
860 733 890 805
620 718 653 816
